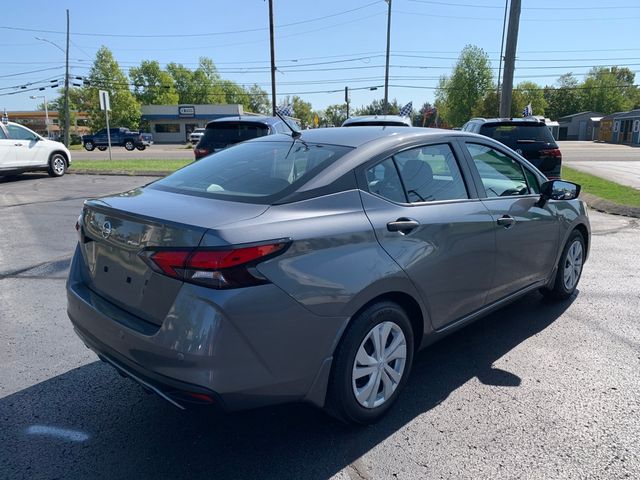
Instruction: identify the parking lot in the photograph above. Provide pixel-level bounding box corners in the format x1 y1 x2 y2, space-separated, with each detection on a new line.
1 173 639 479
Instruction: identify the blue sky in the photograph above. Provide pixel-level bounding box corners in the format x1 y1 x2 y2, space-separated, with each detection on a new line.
1 0 638 113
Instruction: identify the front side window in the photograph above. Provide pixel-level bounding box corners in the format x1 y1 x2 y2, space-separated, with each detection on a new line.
524 168 541 194
0 127 6 139
466 143 530 198
7 124 37 141
153 140 352 203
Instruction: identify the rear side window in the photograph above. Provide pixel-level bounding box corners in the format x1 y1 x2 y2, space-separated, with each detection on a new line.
466 143 530 198
479 124 556 145
153 140 352 203
366 144 468 203
201 122 269 149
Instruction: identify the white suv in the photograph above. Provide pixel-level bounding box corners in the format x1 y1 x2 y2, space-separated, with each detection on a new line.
189 127 206 144
0 121 71 177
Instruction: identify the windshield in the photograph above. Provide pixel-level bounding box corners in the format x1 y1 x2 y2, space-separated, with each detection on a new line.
480 124 556 145
199 122 269 149
152 140 353 203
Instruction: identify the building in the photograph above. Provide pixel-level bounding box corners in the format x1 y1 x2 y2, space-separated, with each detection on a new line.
7 110 90 140
557 111 603 140
596 112 624 142
141 104 257 143
612 109 640 145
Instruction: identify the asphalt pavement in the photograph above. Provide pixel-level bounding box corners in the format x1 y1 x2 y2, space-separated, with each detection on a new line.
1 174 639 480
559 141 640 189
72 143 194 161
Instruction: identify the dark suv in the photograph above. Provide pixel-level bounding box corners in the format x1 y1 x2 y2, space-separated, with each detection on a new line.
462 118 561 178
194 116 299 160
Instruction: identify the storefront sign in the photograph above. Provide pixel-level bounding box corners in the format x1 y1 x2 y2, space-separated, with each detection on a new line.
178 106 195 118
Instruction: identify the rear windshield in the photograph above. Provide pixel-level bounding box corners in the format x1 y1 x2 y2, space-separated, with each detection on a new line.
344 121 409 127
199 122 269 149
480 124 556 145
152 140 353 203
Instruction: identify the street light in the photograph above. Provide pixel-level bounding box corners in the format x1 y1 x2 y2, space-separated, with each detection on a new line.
30 95 50 139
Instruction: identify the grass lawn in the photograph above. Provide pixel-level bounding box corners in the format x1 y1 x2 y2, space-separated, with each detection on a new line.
562 166 640 208
68 144 84 151
70 159 192 174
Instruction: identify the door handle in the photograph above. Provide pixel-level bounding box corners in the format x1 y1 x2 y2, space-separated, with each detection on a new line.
387 218 420 234
496 215 516 228
14 143 23 146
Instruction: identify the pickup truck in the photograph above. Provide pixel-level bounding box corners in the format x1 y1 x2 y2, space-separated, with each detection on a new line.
82 128 153 151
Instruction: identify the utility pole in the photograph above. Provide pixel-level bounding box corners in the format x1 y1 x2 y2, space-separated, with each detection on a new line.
496 0 509 116
383 0 392 114
345 86 350 118
268 0 277 116
499 0 520 118
64 9 70 147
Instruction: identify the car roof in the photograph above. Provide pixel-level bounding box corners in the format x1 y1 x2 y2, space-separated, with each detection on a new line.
342 115 412 127
207 115 285 126
467 117 544 125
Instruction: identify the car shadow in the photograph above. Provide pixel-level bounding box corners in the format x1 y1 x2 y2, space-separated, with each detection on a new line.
0 172 50 183
0 292 574 479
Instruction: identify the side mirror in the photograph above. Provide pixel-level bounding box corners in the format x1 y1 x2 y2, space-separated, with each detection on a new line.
538 180 581 206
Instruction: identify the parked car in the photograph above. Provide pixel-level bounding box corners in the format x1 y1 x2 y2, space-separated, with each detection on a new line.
82 128 153 152
189 127 206 144
342 115 412 127
461 117 562 178
194 115 299 159
0 121 71 177
68 127 590 424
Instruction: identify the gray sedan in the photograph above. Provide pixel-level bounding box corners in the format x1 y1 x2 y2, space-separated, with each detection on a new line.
67 127 590 424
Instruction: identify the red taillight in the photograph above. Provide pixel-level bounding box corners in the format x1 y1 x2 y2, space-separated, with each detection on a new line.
194 148 209 158
540 148 562 158
140 242 289 289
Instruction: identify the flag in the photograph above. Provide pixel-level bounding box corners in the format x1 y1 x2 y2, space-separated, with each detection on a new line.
276 105 294 117
523 103 533 117
399 101 413 117
1 108 8 124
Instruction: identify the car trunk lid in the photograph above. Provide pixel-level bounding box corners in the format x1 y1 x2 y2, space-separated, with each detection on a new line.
79 187 269 325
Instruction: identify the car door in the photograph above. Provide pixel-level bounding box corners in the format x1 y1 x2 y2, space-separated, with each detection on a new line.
359 142 496 330
0 124 16 168
6 124 46 167
460 141 561 302
93 129 107 145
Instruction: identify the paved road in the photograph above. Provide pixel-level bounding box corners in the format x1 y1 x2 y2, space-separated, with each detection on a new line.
1 174 639 479
560 141 640 189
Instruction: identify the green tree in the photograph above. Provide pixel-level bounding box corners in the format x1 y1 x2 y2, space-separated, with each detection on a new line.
435 45 494 127
280 95 313 127
580 67 635 114
86 46 140 130
544 74 585 119
413 101 438 127
245 84 270 114
513 81 547 117
323 103 348 126
129 60 178 105
355 98 401 116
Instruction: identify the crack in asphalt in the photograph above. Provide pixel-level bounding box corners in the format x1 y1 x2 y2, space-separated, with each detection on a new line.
0 257 72 280
0 196 91 208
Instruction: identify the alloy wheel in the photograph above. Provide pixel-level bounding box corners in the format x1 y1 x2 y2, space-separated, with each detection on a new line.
52 156 65 175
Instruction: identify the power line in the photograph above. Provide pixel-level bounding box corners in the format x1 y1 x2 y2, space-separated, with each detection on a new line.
396 10 640 21
408 0 640 9
0 66 64 78
0 1 383 39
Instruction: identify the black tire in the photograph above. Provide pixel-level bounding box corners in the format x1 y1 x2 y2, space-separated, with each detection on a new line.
47 153 67 177
97 146 107 151
84 141 95 151
540 230 585 301
325 301 414 424
136 145 146 151
124 140 135 151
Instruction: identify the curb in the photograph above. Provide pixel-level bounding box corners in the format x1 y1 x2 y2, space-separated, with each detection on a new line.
580 192 640 219
68 171 640 219
70 170 166 177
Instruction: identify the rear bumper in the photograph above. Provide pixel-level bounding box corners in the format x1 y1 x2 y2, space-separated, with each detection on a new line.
66 246 347 411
